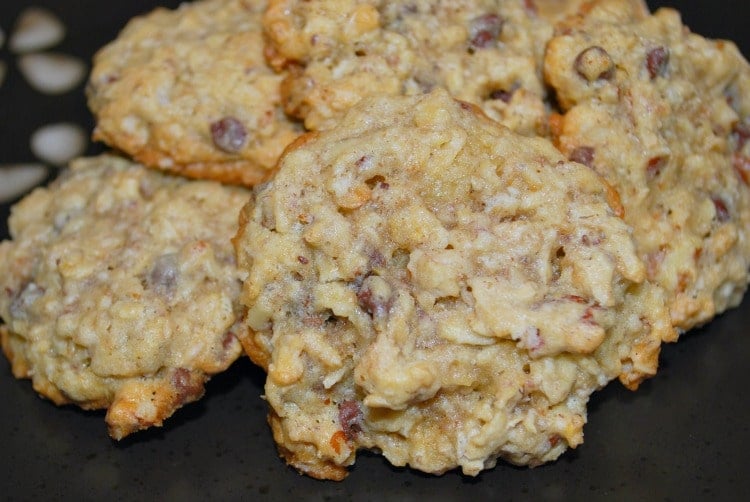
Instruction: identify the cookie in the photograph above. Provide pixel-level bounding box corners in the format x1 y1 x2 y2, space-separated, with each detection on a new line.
544 0 750 331
0 154 249 439
262 0 560 136
234 89 674 479
533 0 591 22
87 0 303 186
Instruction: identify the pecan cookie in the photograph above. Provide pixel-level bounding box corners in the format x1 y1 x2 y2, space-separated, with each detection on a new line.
545 0 750 330
262 0 562 136
87 0 303 186
0 155 249 439
234 90 674 479
533 0 591 22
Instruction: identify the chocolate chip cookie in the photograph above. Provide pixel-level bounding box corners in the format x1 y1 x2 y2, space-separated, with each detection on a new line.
0 154 249 439
545 0 750 330
87 0 302 186
263 0 559 136
234 89 674 479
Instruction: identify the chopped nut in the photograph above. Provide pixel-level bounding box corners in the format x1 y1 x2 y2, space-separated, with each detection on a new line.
646 46 669 79
568 146 595 167
712 197 730 222
646 156 667 179
574 46 614 82
338 400 363 439
469 14 504 50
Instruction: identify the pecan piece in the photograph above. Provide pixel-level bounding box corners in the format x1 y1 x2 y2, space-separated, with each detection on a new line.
469 14 504 50
646 156 667 179
733 152 750 185
712 197 730 223
357 275 392 318
574 46 614 81
732 121 750 150
171 368 204 405
568 146 595 167
646 46 669 79
338 400 363 440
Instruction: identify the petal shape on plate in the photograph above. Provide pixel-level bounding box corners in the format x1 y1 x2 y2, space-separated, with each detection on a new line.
9 7 66 53
18 52 86 94
31 123 87 166
0 164 48 203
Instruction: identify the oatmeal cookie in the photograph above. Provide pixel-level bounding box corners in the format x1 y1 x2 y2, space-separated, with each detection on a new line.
262 0 562 136
87 0 302 186
544 0 750 330
0 155 249 439
533 0 591 22
234 90 674 479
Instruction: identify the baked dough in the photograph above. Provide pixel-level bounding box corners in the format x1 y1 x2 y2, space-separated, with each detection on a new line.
87 0 302 186
0 154 249 439
545 0 750 330
234 90 674 479
263 0 558 135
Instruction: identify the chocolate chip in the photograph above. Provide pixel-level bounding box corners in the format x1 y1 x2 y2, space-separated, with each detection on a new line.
338 400 363 440
147 253 179 295
712 197 730 222
646 156 667 179
222 331 237 352
574 46 614 82
733 152 750 185
171 368 204 405
733 121 750 150
9 282 43 320
581 232 603 246
369 250 386 268
364 175 385 188
210 116 247 153
568 146 595 167
355 154 373 170
646 46 669 79
469 14 504 50
357 276 392 318
488 88 513 102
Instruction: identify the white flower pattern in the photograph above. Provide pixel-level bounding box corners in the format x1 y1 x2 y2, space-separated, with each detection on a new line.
0 6 87 203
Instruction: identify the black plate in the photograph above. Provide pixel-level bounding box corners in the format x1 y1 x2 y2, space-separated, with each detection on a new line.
1 1 749 500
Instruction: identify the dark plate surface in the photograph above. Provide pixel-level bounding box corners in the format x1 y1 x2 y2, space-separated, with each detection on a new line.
1 1 749 500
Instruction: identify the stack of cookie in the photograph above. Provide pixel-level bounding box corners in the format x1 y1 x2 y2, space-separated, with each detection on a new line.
1 0 749 480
